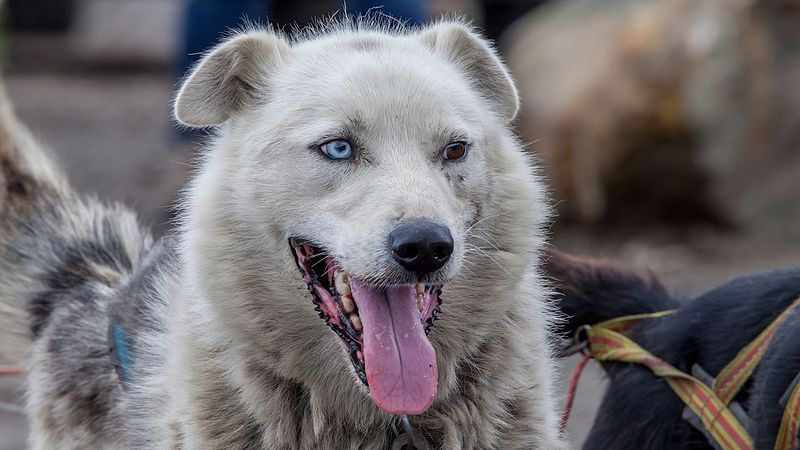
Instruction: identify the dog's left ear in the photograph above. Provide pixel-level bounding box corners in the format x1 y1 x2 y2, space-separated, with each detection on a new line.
174 30 290 128
419 22 519 121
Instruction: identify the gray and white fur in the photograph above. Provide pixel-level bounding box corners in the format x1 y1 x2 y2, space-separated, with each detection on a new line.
0 18 567 449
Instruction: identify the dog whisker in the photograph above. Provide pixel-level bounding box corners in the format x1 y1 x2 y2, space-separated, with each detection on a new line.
463 244 512 276
466 233 507 254
464 211 510 234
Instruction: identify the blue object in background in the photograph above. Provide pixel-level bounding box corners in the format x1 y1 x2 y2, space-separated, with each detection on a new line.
346 0 424 25
179 0 425 80
179 0 271 79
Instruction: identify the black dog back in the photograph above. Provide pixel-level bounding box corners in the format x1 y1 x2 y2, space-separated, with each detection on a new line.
546 249 800 449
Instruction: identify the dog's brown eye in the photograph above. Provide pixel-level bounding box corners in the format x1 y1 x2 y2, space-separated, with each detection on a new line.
443 142 468 161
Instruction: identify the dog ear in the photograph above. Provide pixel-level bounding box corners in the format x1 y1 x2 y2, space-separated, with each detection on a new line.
543 248 678 339
418 21 519 121
174 30 289 127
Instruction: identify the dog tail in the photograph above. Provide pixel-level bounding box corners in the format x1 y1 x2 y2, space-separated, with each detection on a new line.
0 85 151 363
543 248 679 339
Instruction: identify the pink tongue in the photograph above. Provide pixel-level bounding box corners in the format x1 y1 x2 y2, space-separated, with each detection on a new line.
349 278 438 415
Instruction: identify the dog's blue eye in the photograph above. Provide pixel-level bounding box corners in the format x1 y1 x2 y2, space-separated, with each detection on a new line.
443 142 468 161
320 140 353 160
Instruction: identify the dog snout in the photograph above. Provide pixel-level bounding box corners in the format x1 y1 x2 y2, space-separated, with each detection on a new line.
390 220 454 278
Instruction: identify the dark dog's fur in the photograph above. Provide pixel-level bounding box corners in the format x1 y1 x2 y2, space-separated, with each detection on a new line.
546 249 800 449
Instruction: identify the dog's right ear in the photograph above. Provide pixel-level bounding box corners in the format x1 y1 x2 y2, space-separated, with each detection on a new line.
174 30 289 128
418 21 519 122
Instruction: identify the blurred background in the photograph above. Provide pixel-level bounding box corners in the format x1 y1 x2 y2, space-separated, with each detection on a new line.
0 0 798 448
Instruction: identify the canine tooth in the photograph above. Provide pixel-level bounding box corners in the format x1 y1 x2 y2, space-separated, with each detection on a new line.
341 294 355 313
415 282 425 295
417 293 424 312
351 314 363 332
335 272 351 296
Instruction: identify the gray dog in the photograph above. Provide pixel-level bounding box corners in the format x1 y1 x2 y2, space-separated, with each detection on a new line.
0 18 566 449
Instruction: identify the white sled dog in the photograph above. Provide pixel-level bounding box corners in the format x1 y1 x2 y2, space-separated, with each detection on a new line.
0 18 566 449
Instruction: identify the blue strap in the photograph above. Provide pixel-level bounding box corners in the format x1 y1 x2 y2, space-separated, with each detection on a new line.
111 323 133 384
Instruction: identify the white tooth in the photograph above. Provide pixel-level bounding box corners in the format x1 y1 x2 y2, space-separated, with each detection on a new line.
416 282 425 295
351 314 363 332
417 293 424 313
335 272 351 296
341 294 355 313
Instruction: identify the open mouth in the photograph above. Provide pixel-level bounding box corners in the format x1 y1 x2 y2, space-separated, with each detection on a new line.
290 238 443 415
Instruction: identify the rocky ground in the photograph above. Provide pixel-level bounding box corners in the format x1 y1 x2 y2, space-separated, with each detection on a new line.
1 48 798 450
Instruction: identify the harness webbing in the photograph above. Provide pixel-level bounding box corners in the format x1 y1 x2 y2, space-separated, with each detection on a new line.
582 297 800 450
776 378 800 450
587 313 753 450
713 298 800 407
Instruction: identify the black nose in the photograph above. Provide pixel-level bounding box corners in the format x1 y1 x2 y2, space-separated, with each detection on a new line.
390 221 454 277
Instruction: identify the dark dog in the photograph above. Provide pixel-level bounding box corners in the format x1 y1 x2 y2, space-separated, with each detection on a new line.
546 249 800 449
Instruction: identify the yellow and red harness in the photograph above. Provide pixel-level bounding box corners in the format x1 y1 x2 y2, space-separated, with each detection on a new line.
562 297 800 450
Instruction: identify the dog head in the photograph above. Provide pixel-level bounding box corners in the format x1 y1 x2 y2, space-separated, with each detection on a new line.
175 19 548 418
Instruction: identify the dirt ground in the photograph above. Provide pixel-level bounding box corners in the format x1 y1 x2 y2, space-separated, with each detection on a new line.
1 61 798 450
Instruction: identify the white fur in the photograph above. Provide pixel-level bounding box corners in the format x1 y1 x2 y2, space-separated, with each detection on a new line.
4 18 567 449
